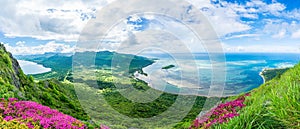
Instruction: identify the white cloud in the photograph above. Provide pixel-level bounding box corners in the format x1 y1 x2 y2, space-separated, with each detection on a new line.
291 29 300 39
241 13 258 19
0 0 110 41
185 0 288 39
225 34 260 40
0 0 299 54
223 43 300 53
0 0 216 43
263 20 300 39
244 1 286 15
280 9 300 20
187 0 251 37
16 41 26 47
3 41 75 55
272 29 286 39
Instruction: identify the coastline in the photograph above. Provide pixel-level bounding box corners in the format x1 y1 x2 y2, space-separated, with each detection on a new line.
259 67 291 84
135 55 295 98
259 68 266 84
134 59 253 98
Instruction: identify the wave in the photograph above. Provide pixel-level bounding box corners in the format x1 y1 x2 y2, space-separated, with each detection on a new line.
227 60 267 66
275 62 295 68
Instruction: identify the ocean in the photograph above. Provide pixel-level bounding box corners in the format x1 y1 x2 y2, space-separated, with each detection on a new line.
135 53 300 96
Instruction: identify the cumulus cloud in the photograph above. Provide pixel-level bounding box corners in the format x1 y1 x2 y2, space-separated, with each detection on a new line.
186 0 298 40
186 0 251 37
0 0 260 42
272 29 286 39
280 9 300 20
0 0 299 54
0 0 110 41
263 20 300 39
291 29 300 39
3 41 75 55
76 0 226 54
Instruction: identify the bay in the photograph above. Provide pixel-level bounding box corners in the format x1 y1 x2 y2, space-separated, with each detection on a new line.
135 53 300 96
18 60 51 75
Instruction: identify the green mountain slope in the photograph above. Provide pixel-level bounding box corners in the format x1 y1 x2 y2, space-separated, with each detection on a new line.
0 44 89 121
213 62 300 128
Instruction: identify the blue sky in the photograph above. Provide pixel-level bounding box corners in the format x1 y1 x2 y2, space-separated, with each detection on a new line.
0 0 299 55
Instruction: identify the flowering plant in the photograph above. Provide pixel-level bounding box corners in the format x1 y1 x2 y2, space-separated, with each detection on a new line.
189 93 250 129
0 98 85 129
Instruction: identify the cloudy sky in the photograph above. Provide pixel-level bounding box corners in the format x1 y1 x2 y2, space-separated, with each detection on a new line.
0 0 300 55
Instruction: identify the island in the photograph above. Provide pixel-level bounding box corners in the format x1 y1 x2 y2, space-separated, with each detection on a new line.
162 64 175 70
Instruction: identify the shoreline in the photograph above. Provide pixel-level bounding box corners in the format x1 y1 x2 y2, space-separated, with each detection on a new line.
134 59 247 98
259 67 291 84
134 70 238 98
259 68 266 84
136 56 294 98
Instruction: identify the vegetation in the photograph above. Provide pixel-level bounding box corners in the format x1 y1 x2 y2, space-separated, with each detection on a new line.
0 115 29 129
162 64 175 70
2 44 214 128
203 63 299 129
3 43 299 128
0 44 89 122
71 67 215 128
261 67 290 82
16 51 154 80
0 98 85 129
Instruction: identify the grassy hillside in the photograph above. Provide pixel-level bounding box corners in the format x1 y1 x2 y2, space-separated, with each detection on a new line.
211 62 300 128
0 44 89 121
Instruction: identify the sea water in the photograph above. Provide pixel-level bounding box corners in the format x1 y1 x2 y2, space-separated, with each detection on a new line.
135 53 300 96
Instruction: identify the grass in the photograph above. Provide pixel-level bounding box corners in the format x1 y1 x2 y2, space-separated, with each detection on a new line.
212 63 300 129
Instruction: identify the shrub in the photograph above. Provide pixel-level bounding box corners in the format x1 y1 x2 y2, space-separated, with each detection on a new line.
189 94 250 129
0 115 30 129
0 98 85 129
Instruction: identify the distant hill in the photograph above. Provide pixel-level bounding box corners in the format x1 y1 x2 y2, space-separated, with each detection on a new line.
16 50 154 80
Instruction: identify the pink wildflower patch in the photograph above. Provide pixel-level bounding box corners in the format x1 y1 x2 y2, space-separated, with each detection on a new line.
189 94 250 129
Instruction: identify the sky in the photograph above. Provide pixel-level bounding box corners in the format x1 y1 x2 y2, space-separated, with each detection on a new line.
0 0 299 55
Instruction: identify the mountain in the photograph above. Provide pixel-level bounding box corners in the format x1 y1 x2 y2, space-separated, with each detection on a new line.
16 50 154 80
0 43 89 121
0 43 26 97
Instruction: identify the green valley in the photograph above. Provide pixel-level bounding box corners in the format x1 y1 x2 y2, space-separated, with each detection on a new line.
1 44 216 128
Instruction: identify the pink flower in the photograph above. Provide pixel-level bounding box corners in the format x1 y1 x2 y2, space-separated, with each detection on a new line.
101 124 110 129
4 116 13 121
189 94 250 128
0 98 88 129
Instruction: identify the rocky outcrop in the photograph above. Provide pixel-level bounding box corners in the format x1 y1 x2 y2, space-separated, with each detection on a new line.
0 43 25 89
